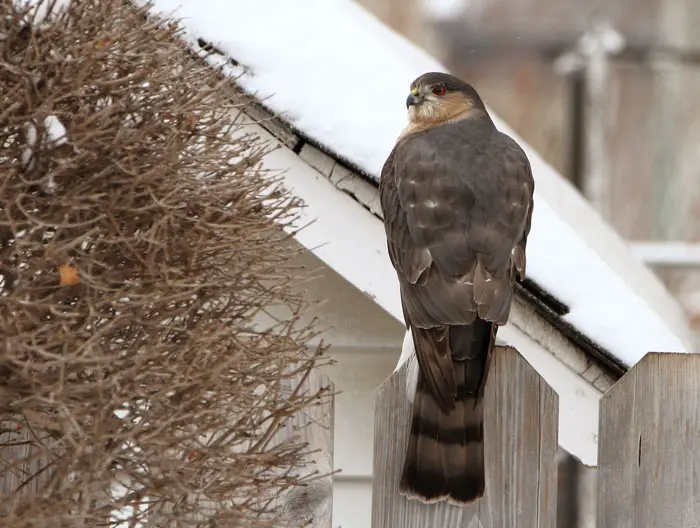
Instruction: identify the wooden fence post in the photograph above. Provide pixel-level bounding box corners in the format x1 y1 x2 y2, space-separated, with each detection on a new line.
145 366 335 526
371 345 559 527
597 352 700 528
0 416 55 515
2 369 334 527
277 368 335 528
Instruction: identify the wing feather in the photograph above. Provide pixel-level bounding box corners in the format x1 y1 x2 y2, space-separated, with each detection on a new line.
380 118 534 408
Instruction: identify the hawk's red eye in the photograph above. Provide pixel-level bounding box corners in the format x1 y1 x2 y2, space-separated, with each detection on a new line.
432 86 446 96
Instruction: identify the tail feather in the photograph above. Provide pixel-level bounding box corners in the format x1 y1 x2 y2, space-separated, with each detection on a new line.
399 321 493 504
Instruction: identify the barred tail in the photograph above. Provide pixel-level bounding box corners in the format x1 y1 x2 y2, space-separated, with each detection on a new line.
399 321 493 504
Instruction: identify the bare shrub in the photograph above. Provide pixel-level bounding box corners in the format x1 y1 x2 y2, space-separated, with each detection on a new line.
0 1 330 526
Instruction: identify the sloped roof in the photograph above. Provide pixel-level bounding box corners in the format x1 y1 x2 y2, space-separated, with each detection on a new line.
147 0 693 370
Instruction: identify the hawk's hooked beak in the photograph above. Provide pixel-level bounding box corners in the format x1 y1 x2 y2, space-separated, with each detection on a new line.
406 90 422 108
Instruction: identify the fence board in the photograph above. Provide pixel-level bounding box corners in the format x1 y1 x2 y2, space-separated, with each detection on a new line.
371 345 559 527
173 366 335 526
597 352 700 528
0 416 55 516
1 369 334 527
277 367 335 528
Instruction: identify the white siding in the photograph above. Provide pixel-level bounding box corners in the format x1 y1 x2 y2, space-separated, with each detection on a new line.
321 343 401 524
323 346 399 477
333 477 374 528
294 250 404 525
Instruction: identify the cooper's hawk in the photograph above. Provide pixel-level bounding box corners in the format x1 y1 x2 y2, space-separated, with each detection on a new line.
379 72 535 504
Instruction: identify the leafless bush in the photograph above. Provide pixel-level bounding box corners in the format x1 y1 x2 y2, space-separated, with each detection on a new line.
0 1 330 526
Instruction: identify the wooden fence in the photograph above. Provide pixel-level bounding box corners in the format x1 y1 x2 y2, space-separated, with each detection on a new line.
0 369 334 527
371 348 700 528
372 346 559 527
277 369 334 528
6 349 700 527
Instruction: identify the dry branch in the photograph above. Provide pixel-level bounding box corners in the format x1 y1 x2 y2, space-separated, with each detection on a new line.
0 1 330 526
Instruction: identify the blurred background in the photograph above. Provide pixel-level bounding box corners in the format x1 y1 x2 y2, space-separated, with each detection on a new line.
354 0 700 525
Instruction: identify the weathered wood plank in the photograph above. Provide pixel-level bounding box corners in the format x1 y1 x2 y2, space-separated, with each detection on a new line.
371 345 559 527
277 367 335 528
0 373 334 525
597 352 700 528
0 416 55 516
146 366 334 526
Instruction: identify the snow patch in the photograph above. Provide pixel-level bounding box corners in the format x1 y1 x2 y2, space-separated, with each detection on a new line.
44 115 67 145
21 116 68 186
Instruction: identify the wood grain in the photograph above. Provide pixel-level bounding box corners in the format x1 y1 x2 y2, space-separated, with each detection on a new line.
277 367 335 528
0 417 55 515
597 352 700 528
371 345 559 527
1 368 335 526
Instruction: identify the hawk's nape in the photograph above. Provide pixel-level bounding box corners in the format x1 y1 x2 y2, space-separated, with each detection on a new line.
379 72 534 505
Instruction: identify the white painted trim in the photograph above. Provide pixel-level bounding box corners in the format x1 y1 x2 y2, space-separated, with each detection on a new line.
234 110 403 323
629 241 700 268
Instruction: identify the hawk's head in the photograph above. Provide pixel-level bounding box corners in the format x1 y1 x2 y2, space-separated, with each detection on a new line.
405 72 486 126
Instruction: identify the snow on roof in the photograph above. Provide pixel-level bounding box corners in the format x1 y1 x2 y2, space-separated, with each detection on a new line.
146 0 693 367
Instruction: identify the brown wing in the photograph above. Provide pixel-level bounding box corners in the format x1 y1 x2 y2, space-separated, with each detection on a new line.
380 119 534 409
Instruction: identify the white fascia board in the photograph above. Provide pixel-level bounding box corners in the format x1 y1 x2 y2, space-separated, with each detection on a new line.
629 241 700 268
257 142 403 323
237 109 608 466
